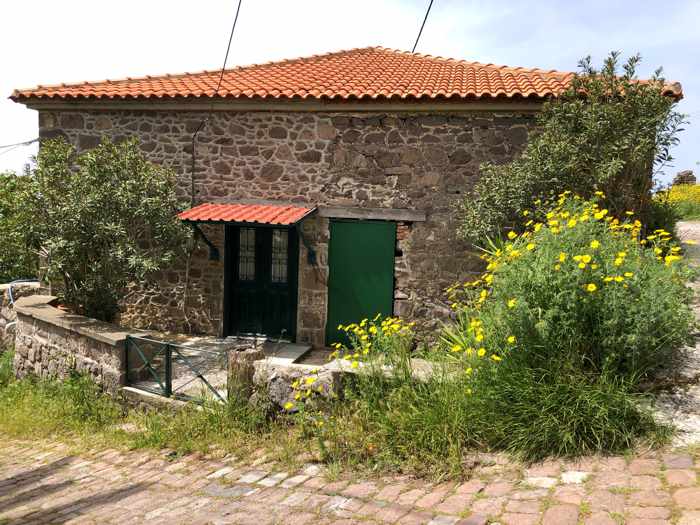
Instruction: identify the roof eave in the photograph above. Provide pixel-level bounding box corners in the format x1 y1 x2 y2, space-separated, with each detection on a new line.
12 94 549 113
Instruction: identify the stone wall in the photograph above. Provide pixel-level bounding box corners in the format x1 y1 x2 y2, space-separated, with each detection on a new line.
38 107 536 345
0 282 41 351
13 296 127 393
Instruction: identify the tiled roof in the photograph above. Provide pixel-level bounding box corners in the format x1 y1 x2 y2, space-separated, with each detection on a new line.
10 47 583 103
178 203 315 225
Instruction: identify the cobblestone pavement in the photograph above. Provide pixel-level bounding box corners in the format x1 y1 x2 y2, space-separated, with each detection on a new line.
1 438 699 524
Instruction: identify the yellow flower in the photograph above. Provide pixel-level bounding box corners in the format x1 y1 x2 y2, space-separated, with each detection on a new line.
350 361 359 369
567 219 578 228
558 252 567 262
683 240 697 245
665 254 681 266
578 262 586 269
617 251 627 258
507 231 517 240
451 344 462 352
624 272 634 278
475 333 484 342
477 348 486 357
604 276 613 282
614 258 623 266
581 254 592 263
522 210 530 216
590 240 600 249
284 402 294 410
585 283 597 293
490 355 502 362
507 298 517 308
591 264 599 270
526 243 536 251
554 264 561 271
507 335 516 344
534 223 543 232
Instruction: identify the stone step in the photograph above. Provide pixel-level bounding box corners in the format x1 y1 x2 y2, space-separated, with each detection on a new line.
262 341 311 365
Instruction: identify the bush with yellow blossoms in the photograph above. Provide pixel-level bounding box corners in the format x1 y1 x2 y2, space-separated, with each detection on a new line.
330 315 415 369
444 191 695 382
657 184 700 220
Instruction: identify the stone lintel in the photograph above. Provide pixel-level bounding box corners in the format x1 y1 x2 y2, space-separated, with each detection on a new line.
14 295 143 347
318 206 427 222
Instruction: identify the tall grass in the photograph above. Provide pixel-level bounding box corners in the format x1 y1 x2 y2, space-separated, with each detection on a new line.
0 352 298 462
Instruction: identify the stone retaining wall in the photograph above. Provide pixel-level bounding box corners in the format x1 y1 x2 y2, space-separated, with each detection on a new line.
0 282 41 351
13 295 129 393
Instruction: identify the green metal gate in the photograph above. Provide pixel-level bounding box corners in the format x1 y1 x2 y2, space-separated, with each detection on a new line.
325 220 396 346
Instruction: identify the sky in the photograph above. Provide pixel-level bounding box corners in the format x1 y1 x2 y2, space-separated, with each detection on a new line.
2 0 698 184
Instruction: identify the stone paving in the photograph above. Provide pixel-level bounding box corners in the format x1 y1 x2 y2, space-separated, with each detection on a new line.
1 438 699 524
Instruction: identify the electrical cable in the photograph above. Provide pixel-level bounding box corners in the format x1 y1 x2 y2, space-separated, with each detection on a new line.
183 0 243 332
0 138 38 150
412 0 435 53
190 0 243 206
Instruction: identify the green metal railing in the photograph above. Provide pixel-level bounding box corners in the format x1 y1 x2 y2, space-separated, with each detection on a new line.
125 335 226 403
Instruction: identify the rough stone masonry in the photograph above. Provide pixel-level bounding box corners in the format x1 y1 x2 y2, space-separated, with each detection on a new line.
38 107 535 346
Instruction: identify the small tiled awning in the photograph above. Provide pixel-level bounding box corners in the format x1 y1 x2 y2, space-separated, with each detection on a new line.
178 202 315 225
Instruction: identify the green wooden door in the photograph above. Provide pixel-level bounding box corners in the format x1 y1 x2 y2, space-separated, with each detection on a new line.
326 220 396 346
224 225 298 340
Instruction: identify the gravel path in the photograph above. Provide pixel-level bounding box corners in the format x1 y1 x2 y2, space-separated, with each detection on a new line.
652 221 700 446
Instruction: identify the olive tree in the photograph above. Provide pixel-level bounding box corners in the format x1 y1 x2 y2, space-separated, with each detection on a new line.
460 52 685 241
21 138 188 321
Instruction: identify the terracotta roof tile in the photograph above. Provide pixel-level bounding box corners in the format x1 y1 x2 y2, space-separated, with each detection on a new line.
11 47 683 103
178 202 314 225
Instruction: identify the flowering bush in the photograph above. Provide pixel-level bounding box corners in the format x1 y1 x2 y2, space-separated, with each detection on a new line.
329 316 415 369
445 192 695 382
659 184 700 220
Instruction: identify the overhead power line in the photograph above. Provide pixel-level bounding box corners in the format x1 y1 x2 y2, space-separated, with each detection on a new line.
0 138 39 150
412 0 435 53
190 0 243 206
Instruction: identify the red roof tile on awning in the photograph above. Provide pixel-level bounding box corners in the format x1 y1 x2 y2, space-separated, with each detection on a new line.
178 202 315 225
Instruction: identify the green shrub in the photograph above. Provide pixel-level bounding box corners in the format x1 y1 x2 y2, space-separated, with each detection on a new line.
0 172 37 282
448 193 695 382
18 138 188 321
460 53 685 241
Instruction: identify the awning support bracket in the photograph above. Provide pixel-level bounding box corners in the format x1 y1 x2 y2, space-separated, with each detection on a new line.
189 223 220 261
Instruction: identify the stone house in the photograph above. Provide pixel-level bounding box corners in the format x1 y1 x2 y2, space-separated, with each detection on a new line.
11 47 587 348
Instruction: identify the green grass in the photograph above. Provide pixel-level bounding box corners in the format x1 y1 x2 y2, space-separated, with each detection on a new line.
0 353 308 467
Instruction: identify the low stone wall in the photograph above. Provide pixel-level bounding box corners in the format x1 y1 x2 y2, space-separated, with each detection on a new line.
0 282 41 351
13 295 131 393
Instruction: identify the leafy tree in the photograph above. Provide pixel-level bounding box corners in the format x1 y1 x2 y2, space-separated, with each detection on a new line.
20 138 187 321
460 52 685 241
0 171 37 282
